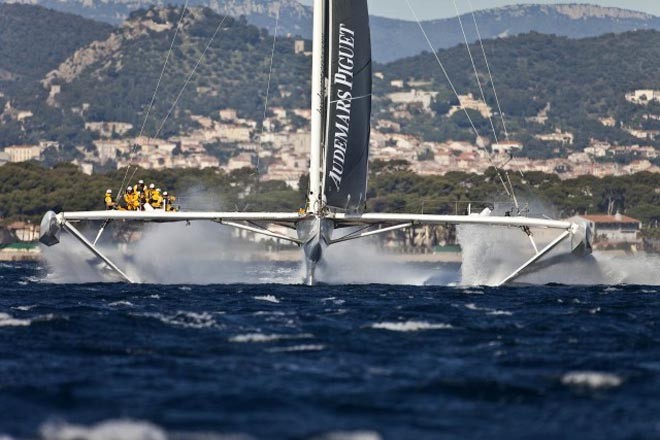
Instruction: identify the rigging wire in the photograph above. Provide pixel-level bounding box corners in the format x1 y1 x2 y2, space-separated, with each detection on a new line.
403 0 481 142
456 0 520 206
404 0 514 199
125 11 231 195
116 3 189 202
138 2 189 140
329 94 372 105
256 7 281 175
466 0 510 141
466 0 526 198
153 13 231 140
452 0 499 144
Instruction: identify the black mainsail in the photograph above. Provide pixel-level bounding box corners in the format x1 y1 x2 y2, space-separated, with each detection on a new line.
322 0 372 211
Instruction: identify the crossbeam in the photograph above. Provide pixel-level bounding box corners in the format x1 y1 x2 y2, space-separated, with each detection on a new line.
221 221 302 245
62 221 134 283
498 230 571 286
330 223 413 245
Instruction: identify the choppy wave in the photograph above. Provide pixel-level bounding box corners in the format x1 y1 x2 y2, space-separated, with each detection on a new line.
253 295 280 304
38 419 255 440
229 333 313 343
309 432 382 440
35 419 381 440
561 371 623 389
40 419 167 440
140 311 219 329
465 303 513 316
268 344 326 353
108 300 134 307
370 321 453 332
0 312 58 327
2 263 660 440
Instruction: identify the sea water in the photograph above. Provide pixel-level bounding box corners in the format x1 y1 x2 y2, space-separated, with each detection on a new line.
1 262 659 439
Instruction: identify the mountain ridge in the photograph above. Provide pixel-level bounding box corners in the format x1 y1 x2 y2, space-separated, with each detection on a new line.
2 0 659 61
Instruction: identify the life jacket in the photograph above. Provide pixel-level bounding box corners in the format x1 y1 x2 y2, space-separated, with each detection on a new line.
164 196 177 212
124 192 139 210
151 190 163 209
104 194 115 210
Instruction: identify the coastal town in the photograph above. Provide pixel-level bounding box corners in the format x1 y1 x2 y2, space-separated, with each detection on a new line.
1 78 659 190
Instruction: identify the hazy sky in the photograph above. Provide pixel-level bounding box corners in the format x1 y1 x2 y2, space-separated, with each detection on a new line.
297 0 660 19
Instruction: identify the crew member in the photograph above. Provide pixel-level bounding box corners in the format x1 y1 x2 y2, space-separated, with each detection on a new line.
124 186 139 211
150 187 163 209
104 189 116 210
135 179 146 210
163 192 178 212
145 183 156 206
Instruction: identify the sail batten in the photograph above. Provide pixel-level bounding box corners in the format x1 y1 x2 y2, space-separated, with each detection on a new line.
321 0 372 211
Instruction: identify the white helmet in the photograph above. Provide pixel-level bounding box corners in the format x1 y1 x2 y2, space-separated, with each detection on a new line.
127 186 133 191
149 183 155 189
163 191 168 196
138 179 144 184
106 189 112 194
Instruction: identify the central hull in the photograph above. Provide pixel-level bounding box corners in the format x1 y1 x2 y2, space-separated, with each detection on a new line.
297 216 335 285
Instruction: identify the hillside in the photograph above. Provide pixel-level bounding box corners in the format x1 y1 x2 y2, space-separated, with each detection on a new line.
1 6 660 160
0 3 113 80
377 30 660 155
2 0 659 62
1 6 312 147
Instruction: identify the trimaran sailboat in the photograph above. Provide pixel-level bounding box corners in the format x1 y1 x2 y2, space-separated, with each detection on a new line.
39 0 592 285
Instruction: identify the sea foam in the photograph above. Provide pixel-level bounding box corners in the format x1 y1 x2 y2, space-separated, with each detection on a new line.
561 371 623 389
370 321 453 332
0 313 32 327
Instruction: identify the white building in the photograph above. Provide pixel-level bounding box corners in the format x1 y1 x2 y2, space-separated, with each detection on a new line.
626 90 660 105
388 89 438 112
571 213 642 247
3 145 43 162
449 94 492 118
492 141 523 155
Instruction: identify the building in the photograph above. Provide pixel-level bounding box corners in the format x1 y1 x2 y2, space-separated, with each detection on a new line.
492 141 523 155
85 122 134 138
626 90 660 105
388 89 439 112
219 109 238 121
3 145 43 162
449 93 492 118
535 130 574 145
6 221 39 242
217 124 252 143
94 140 130 161
227 153 255 171
571 213 642 248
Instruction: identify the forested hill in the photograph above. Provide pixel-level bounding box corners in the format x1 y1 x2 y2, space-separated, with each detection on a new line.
2 5 660 155
51 7 312 134
0 3 113 81
378 30 660 153
1 6 312 147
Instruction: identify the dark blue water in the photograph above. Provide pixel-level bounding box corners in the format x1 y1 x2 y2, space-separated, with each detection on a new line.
1 262 659 440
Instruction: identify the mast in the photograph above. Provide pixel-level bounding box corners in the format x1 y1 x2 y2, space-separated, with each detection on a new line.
307 0 326 214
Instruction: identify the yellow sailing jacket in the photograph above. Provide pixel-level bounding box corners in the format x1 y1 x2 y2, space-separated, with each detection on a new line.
124 192 140 211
